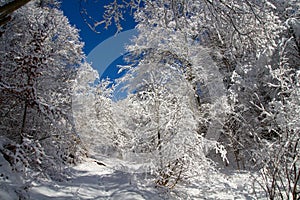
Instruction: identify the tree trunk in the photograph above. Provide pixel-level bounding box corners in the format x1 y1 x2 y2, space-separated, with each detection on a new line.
21 101 28 136
0 0 31 27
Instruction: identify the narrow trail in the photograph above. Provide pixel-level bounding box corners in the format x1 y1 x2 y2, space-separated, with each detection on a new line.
29 157 163 200
0 151 263 199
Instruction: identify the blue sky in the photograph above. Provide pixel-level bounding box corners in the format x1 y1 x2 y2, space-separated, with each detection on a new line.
61 0 137 80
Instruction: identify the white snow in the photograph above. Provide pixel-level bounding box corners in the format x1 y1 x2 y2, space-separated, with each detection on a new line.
27 157 164 200
0 138 266 200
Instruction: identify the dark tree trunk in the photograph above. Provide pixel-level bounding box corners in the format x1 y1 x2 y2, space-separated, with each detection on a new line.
0 0 31 27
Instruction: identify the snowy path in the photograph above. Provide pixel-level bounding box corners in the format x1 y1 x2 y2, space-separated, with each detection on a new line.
29 157 163 200
0 152 265 199
27 157 264 200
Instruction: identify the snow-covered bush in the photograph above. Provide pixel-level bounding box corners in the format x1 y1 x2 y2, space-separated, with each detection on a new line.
1 137 44 173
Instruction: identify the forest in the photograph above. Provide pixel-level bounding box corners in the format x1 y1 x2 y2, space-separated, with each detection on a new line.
0 0 299 199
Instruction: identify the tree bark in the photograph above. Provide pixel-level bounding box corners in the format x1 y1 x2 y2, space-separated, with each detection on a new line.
0 0 31 26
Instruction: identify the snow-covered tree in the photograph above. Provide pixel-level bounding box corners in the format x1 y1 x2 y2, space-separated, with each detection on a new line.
258 65 300 199
217 1 300 197
73 63 123 157
0 0 85 174
116 57 216 188
72 62 99 154
253 3 300 198
223 1 299 171
113 16 231 185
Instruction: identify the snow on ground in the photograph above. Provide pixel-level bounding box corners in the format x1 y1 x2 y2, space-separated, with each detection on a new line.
172 169 266 200
0 153 26 200
1 151 266 200
28 157 163 200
